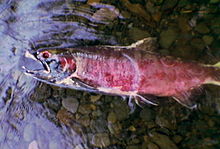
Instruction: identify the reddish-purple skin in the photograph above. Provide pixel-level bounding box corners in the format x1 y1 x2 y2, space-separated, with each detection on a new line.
58 47 217 98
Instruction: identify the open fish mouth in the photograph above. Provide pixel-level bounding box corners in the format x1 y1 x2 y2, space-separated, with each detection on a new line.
21 51 51 75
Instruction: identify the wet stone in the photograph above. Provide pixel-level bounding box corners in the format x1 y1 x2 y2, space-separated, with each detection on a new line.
147 143 160 149
190 38 206 50
66 89 83 98
62 97 79 114
51 87 64 98
122 0 152 22
87 0 101 5
210 0 220 3
140 107 155 121
161 0 178 10
159 28 178 48
130 138 141 144
202 35 214 45
108 122 122 135
145 1 158 14
172 45 196 59
178 17 191 32
126 145 140 149
155 114 176 130
141 142 148 149
23 124 35 142
111 100 129 121
78 104 95 115
78 115 90 127
195 23 210 34
149 132 178 149
90 118 108 133
107 111 117 123
91 133 111 148
128 27 151 41
128 125 136 132
56 108 74 126
210 17 220 34
91 109 102 117
173 135 183 144
151 0 164 5
152 12 162 22
92 7 120 23
46 97 61 112
31 84 51 102
90 95 102 103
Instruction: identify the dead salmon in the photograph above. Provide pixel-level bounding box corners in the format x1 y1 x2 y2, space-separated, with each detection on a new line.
22 38 220 109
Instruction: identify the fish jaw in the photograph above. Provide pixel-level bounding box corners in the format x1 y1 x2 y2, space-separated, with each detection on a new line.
21 51 53 80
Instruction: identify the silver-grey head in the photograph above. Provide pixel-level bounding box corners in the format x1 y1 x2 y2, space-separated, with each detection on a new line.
21 49 97 92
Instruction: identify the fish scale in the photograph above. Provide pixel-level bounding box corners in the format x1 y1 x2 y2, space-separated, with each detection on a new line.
22 37 220 109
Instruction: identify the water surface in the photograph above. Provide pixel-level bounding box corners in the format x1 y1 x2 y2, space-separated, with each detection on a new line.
0 0 220 149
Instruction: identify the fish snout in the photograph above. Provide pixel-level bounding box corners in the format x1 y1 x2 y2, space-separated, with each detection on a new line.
20 51 45 72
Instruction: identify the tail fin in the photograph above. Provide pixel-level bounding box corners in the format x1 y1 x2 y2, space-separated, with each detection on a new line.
205 62 220 86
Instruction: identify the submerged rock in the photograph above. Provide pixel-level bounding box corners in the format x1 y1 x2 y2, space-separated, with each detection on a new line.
107 111 117 123
126 145 140 149
128 27 151 41
56 108 74 126
149 132 178 149
195 23 210 34
108 122 122 135
62 97 79 114
90 95 102 103
78 104 95 115
147 142 160 149
202 35 214 45
140 107 155 122
91 133 110 148
190 38 206 50
159 28 178 48
111 100 129 121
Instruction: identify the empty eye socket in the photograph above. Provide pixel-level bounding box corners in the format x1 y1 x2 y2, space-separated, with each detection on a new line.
41 51 51 59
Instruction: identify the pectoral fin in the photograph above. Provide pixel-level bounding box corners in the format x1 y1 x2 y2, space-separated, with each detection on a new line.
135 94 158 107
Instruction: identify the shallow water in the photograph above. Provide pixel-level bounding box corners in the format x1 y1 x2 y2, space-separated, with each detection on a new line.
0 0 220 149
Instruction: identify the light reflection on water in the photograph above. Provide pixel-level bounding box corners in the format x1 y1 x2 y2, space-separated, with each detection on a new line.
2 0 220 148
0 0 119 148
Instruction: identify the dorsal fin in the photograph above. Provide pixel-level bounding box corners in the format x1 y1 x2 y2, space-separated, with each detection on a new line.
172 88 203 109
128 37 158 52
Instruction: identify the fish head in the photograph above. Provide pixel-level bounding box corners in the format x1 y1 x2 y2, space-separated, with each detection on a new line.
22 49 76 83
22 49 97 92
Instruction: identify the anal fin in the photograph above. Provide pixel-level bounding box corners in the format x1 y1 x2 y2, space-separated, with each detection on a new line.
172 88 203 109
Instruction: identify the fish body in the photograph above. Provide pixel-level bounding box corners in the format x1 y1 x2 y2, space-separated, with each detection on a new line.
22 38 220 108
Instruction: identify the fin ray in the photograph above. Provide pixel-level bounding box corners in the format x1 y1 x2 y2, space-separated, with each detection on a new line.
172 88 202 109
129 37 158 51
135 94 158 106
